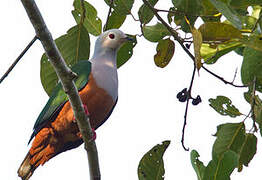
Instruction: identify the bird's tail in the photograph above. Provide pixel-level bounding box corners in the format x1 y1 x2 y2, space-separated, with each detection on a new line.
17 152 36 180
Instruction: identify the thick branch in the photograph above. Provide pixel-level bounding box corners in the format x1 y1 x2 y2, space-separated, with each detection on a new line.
20 0 100 179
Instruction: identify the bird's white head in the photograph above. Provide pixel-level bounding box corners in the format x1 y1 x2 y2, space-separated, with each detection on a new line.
94 29 132 52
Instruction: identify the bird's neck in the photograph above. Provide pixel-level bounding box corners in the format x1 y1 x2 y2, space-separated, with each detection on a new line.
89 48 118 101
91 47 117 68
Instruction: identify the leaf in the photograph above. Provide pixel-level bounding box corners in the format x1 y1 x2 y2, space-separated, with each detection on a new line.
154 38 175 68
203 150 239 180
209 0 242 29
241 35 262 52
172 0 203 32
40 25 90 96
230 0 262 8
241 47 262 92
212 122 245 159
244 89 262 136
72 0 102 36
198 22 242 42
143 23 171 42
138 0 159 24
117 35 137 68
138 141 170 180
201 0 221 22
238 133 257 171
104 11 126 31
104 0 134 15
201 41 242 64
191 150 206 180
192 28 203 71
209 96 242 117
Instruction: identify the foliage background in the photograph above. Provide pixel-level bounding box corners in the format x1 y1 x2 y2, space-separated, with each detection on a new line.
0 0 261 179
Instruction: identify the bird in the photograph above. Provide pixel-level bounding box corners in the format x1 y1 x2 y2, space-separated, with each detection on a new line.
18 29 133 180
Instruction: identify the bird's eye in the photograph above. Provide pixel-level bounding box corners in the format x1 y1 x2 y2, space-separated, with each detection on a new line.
109 34 115 39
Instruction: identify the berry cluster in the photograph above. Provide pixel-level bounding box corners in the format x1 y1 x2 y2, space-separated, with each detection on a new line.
176 88 202 105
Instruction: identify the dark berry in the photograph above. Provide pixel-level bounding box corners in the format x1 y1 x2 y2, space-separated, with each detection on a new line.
192 95 202 105
185 43 191 49
177 92 183 99
179 95 187 102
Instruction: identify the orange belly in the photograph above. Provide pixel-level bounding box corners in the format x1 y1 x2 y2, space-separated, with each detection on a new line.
29 73 115 167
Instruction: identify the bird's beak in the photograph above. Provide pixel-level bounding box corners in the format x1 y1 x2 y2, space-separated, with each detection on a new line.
124 35 136 42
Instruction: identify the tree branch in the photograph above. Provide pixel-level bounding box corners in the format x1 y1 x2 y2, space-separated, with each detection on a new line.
103 0 114 31
0 36 38 84
20 0 100 179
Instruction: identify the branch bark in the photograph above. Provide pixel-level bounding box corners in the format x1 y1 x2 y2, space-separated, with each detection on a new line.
20 0 100 179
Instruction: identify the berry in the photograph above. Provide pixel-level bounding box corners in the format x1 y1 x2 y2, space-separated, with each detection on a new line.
192 95 202 105
179 95 187 102
176 92 183 99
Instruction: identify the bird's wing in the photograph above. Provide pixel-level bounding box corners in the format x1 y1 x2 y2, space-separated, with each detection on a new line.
28 60 91 144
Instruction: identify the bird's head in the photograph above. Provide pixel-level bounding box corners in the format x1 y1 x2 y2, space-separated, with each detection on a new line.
95 29 133 51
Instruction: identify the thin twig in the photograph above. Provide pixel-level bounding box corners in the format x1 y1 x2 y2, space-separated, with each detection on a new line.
250 77 258 132
0 36 38 84
21 0 100 179
251 12 262 33
103 0 114 31
202 66 246 88
181 65 196 151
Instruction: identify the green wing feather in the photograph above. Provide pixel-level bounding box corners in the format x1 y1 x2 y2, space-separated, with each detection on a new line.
28 60 91 144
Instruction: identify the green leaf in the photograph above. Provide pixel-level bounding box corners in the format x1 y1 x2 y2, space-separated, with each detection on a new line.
201 42 243 64
209 96 242 117
238 133 257 171
104 11 126 31
104 0 134 15
201 0 221 22
40 25 90 96
138 0 159 24
209 0 242 29
241 35 262 52
172 0 203 32
199 22 242 42
143 23 171 42
117 35 137 68
203 150 239 180
244 89 262 136
212 122 245 159
154 38 175 68
72 0 102 36
230 0 262 8
138 141 170 180
191 150 206 180
241 47 262 92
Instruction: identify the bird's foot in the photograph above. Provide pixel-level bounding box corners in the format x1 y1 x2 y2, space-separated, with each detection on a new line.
73 104 90 123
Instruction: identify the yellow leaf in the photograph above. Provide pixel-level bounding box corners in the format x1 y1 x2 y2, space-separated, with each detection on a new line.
192 28 203 72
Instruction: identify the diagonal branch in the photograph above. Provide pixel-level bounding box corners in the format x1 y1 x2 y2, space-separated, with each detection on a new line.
20 0 100 179
0 36 38 84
